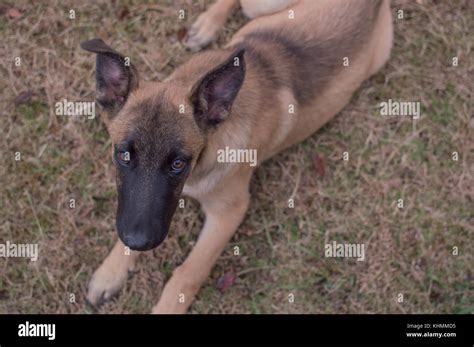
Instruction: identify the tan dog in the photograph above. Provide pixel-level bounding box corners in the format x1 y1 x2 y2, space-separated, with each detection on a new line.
81 0 392 313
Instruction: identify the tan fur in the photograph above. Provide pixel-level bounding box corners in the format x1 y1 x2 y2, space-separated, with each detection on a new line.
87 0 393 313
240 0 298 18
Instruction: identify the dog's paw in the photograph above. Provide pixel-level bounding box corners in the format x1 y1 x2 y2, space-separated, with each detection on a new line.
86 263 130 307
184 12 222 51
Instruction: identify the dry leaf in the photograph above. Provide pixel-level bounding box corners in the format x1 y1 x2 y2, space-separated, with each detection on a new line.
177 27 188 43
216 271 236 293
13 91 33 105
6 8 21 18
118 7 129 20
313 153 326 178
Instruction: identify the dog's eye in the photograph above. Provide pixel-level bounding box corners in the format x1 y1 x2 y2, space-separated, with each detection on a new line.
171 159 186 173
117 151 131 166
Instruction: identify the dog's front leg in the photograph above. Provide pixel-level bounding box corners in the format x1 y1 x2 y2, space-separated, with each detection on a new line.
87 239 141 306
152 172 251 314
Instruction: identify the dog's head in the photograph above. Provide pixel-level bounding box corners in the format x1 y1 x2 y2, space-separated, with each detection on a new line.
81 39 245 251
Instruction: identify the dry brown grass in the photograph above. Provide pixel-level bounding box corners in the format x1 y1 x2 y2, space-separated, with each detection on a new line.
0 0 473 314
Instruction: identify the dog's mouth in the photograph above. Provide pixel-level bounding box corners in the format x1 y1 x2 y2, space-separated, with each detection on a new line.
116 207 177 251
118 226 169 251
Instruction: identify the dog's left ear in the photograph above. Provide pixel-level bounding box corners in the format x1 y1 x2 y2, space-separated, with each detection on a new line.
190 48 246 129
80 38 139 118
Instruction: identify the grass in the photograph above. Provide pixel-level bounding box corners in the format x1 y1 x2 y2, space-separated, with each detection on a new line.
0 0 473 314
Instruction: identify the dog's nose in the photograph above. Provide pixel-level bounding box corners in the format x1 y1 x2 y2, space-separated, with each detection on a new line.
122 231 157 251
116 212 170 251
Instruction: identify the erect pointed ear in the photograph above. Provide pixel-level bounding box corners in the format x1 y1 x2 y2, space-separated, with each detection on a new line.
80 38 139 118
190 48 246 129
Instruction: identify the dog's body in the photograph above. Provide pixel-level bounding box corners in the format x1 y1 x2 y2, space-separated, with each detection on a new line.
83 0 393 313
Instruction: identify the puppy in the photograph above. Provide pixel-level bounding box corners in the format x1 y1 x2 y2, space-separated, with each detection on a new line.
81 0 392 313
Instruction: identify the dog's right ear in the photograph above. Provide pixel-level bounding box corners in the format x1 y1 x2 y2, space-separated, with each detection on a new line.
80 38 139 118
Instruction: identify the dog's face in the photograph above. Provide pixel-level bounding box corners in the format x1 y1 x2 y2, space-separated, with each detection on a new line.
81 39 245 250
109 92 202 251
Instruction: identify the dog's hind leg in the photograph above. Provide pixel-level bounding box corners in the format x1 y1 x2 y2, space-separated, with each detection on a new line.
152 169 252 313
185 0 239 51
367 0 393 77
87 239 141 307
239 0 298 19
